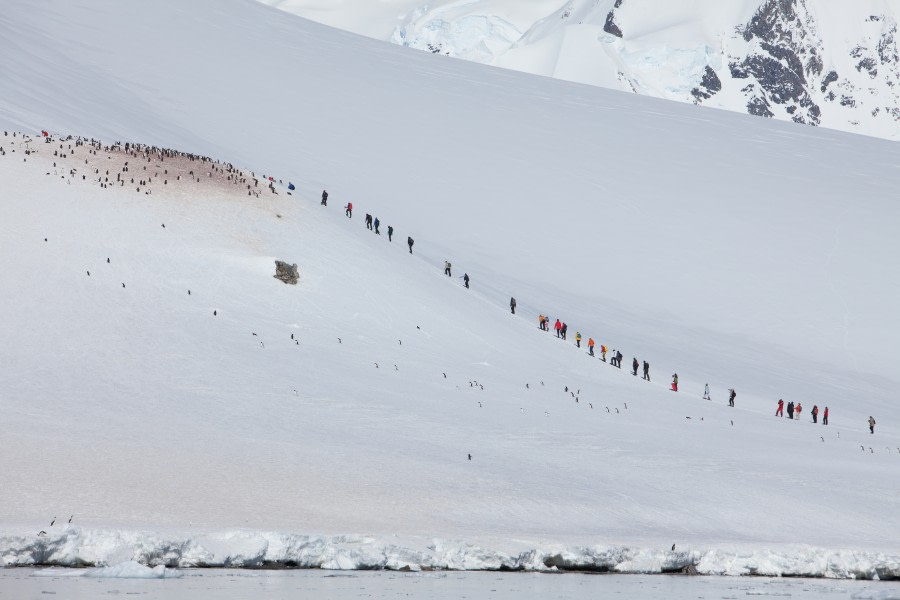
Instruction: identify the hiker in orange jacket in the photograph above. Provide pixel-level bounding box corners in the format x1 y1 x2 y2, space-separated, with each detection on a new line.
588 338 595 356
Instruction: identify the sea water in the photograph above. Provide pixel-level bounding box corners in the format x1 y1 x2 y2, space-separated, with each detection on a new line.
2 568 899 599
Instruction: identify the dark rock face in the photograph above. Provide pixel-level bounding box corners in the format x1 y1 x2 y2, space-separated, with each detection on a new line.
729 0 821 125
820 70 838 92
747 95 774 118
604 0 624 38
274 260 299 285
691 66 723 100
718 0 898 133
852 47 878 78
603 11 623 38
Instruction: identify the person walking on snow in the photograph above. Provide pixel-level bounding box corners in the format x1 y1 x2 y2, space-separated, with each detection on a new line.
615 350 623 369
588 337 595 356
795 402 803 420
642 360 650 381
670 373 678 391
321 189 328 206
374 217 380 234
728 388 736 407
463 273 469 288
554 319 562 338
387 225 393 241
510 297 516 314
811 405 818 423
632 357 639 376
365 214 373 230
787 401 795 419
444 261 452 276
538 315 545 330
868 415 876 434
823 406 828 425
345 202 353 218
775 399 784 417
561 323 568 340
407 237 414 254
575 331 582 348
600 345 607 362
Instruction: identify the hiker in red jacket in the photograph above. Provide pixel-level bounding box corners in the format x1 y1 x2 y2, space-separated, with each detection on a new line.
345 202 353 218
554 319 562 338
822 406 829 425
775 399 784 417
811 405 819 423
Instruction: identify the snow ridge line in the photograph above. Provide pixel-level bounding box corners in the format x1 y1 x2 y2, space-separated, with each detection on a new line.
1 529 898 580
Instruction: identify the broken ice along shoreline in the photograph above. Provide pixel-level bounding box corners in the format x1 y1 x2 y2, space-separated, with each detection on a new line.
1 529 898 581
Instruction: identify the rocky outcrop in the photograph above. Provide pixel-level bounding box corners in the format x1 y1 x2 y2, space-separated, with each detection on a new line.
274 260 299 285
719 0 898 132
691 66 722 100
728 0 822 124
603 1 624 38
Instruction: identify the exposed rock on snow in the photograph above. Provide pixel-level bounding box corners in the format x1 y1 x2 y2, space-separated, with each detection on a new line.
691 66 723 101
603 0 623 38
274 260 299 284
731 0 822 125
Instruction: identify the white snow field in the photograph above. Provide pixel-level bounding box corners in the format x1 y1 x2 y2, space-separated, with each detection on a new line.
1 0 899 578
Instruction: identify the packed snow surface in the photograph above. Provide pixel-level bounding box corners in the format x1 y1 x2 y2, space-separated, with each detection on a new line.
1 0 899 577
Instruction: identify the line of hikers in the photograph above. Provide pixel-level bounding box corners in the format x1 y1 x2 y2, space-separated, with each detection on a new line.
323 186 878 434
329 189 480 291
324 187 707 407
535 314 656 380
775 399 828 424
330 191 415 254
331 190 477 288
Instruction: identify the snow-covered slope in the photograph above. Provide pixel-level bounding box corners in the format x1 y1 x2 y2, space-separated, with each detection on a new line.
1 0 899 575
260 0 900 141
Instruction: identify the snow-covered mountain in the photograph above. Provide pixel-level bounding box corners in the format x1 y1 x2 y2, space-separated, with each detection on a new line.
261 0 900 140
1 0 899 576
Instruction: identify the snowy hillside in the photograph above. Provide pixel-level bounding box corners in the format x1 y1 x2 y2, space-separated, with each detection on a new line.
1 0 900 576
261 0 900 141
